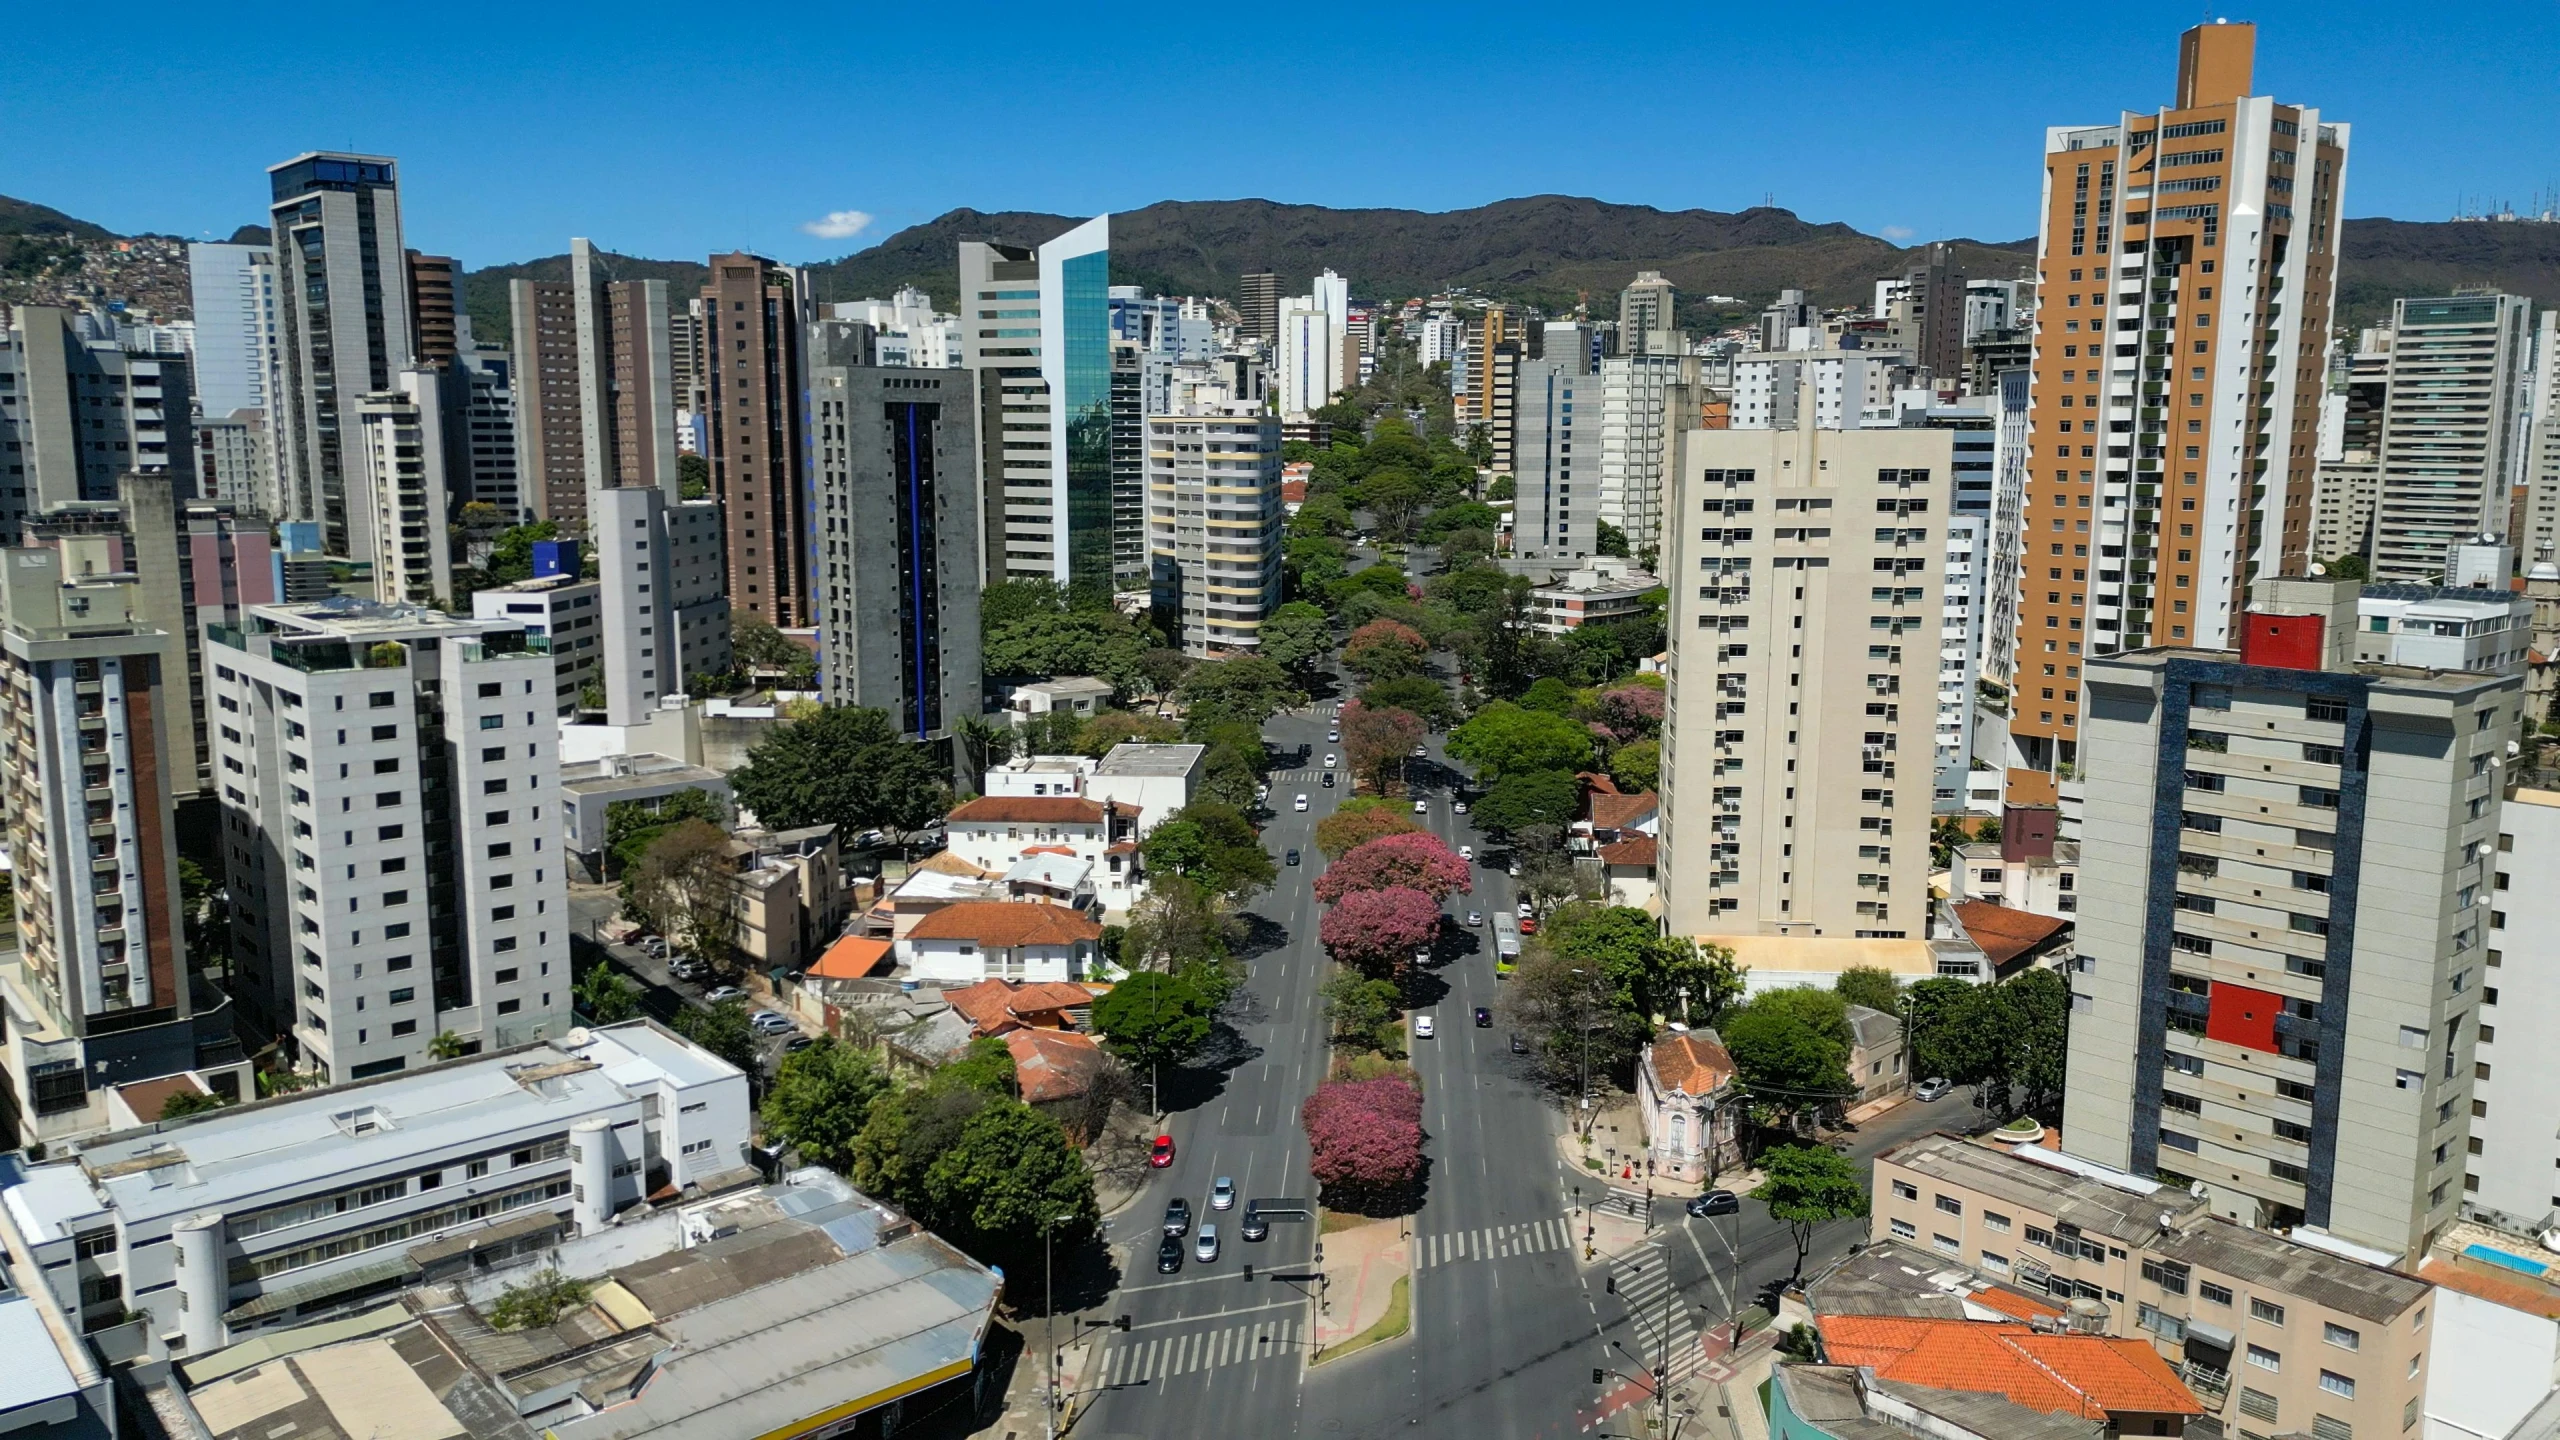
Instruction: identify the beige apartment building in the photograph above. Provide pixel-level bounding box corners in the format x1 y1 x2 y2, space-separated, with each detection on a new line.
1874 1133 2433 1440
1659 401 1949 942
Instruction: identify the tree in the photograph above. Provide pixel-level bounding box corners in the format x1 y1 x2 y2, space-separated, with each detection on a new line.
1339 700 1425 794
1314 832 1472 904
1319 886 1444 978
1119 874 1231 972
1722 990 1854 1128
2324 553 2370 581
1320 970 1402 1048
919 1101 1100 1274
627 821 741 967
1343 619 1430 683
489 1269 593 1331
429 1030 469 1060
1077 709 1185 755
1518 677 1579 715
1903 977 1976 1083
484 521 561 585
1176 654 1305 731
1089 970 1218 1081
732 609 812 675
159 1089 229 1119
1608 739 1661 794
673 999 761 1074
1421 500 1501 539
605 787 728 878
574 962 640 1023
983 592 1149 689
853 1079 993 1207
1359 469 1427 538
1471 769 1584 834
677 452 710 500
1835 967 1905 1016
1752 1144 1869 1277
1594 520 1631 558
1291 495 1356 538
730 704 952 838
1910 970 2071 1122
1302 1077 1425 1211
761 1039 893 1173
1359 675 1455 728
1592 684 1667 743
1447 702 1597 782
1314 799 1422 857
938 1034 1021 1098
1258 601 1334 673
1543 904 1743 1027
1139 802 1276 901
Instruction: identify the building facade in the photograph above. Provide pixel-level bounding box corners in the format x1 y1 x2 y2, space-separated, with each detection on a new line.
700 252 808 625
1146 383 1282 657
267 152 413 560
0 305 198 530
959 219 1114 591
185 241 279 422
1597 352 1700 556
2369 293 2535 584
592 485 728 726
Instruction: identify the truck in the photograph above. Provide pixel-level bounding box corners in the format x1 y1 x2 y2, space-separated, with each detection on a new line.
1491 912 1522 974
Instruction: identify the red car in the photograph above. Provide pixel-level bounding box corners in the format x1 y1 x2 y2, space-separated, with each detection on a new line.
1150 1135 1176 1168
1518 915 1538 936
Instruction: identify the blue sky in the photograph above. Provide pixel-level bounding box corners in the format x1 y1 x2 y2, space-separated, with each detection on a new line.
6 0 2555 272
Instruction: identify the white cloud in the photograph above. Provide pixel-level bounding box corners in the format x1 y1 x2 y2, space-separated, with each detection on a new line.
801 209 875 241
1881 225 1915 242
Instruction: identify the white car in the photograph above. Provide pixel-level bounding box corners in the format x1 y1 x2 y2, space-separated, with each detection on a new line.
1466 911 1484 927
1459 845 1474 861
1323 753 1338 768
1295 794 1309 812
751 1011 796 1035
1195 1224 1220 1263
1516 901 1533 919
1452 800 1469 815
1414 1014 1436 1039
1412 745 1427 758
1413 799 1428 814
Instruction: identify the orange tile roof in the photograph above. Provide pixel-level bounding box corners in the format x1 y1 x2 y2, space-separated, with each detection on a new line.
1650 1032 1734 1098
1589 790 1658 834
942 978 1098 1037
906 900 1102 947
1007 1028 1110 1104
1815 1316 2200 1421
2419 1255 2560 1319
1968 1287 2066 1323
810 934 894 980
947 795 1112 825
1599 835 1658 867
1951 901 2072 968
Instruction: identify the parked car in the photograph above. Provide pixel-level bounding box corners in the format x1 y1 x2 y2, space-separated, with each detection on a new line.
1285 848 1301 866
1519 915 1538 936
1414 1014 1436 1039
1150 1134 1177 1167
669 958 701 981
1516 900 1534 919
1295 793 1309 812
751 1011 796 1035
1211 1177 1236 1210
1473 1006 1492 1028
783 1035 816 1054
704 986 745 1005
639 937 667 958
1915 1077 1954 1102
1157 1236 1184 1273
1686 1190 1741 1218
1509 1033 1529 1055
1163 1197 1193 1236
1194 1224 1220 1263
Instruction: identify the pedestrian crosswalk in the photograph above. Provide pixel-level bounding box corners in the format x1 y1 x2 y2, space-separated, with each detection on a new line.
1100 1317 1303 1387
1416 1216 1574 1269
1611 1242 1705 1383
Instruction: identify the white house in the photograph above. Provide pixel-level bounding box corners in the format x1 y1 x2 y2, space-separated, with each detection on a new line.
896 901 1104 985
1635 1028 1741 1183
945 793 1146 915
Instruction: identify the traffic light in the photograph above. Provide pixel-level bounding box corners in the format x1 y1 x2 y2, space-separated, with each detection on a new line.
1243 1264 1254 1281
1605 1276 1617 1294
1113 1315 1131 1332
1592 1369 1606 1386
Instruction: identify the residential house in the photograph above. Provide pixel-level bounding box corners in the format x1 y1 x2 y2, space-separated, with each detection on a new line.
1636 1028 1741 1182
726 824 846 974
897 902 1104 985
1528 557 1662 636
941 979 1097 1038
1003 676 1114 730
1869 1133 2435 1440
1945 806 2077 921
1813 1315 2204 1435
944 794 1146 914
1583 785 1662 910
983 743 1204 836
861 852 1008 938
1770 1364 2104 1440
1942 900 2074 978
809 934 893 983
1007 1028 1113 1125
1845 1003 1906 1102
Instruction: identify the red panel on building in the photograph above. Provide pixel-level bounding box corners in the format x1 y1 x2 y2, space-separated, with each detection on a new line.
2205 980 2282 1054
2240 612 2324 671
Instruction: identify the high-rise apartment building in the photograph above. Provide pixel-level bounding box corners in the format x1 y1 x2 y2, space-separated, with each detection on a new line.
700 252 809 624
267 152 413 560
0 305 197 529
806 334 982 737
185 241 279 420
1455 305 1517 438
508 239 682 531
1658 386 1948 941
353 371 457 605
594 486 729 726
1277 296 1347 417
1148 379 1282 657
0 546 250 1148
1890 242 1966 379
2007 24 2348 802
2062 577 2516 1262
958 217 1113 593
1618 271 1679 357
195 410 271 511
1730 348 1915 430
210 600 575 1081
1597 352 1701 556
1238 270 1281 347
405 251 459 365
1110 341 1148 590
1511 357 1597 561
2369 293 2535 583
2467 783 2560 1232
451 346 524 517
1757 290 1816 353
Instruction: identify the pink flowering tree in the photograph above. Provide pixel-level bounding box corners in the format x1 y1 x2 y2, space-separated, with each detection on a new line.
1319 886 1445 978
1314 831 1474 904
1593 684 1667 744
1302 1076 1426 1211
1342 620 1430 684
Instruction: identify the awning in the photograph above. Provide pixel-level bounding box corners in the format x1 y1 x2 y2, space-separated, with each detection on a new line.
404 1205 568 1268
224 1253 418 1323
2183 1317 2236 1349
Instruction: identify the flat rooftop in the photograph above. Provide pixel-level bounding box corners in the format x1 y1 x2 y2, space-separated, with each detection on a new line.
1880 1133 2199 1240
2090 645 2511 694
561 756 728 798
2154 1215 2429 1324
1095 742 1206 777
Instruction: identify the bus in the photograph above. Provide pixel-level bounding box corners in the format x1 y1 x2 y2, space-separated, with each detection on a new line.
1491 912 1522 974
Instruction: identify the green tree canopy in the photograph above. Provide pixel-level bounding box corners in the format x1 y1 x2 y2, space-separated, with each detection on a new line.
673 999 760 1074
1752 1144 1869 1275
1721 989 1854 1123
1607 738 1661 794
1088 969 1220 1084
1139 802 1275 901
1359 675 1454 729
761 1039 894 1173
1834 966 1905 1016
730 705 952 836
1518 677 1580 715
1545 904 1744 1027
1447 702 1597 782
1258 602 1334 673
919 1100 1100 1277
1420 500 1501 538
1470 768 1584 834
1176 654 1305 732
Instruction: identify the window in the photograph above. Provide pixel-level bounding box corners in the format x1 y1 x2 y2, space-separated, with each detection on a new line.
2318 1369 2356 1400
2239 1388 2280 1422
1981 1251 2010 1273
2253 1298 2287 1325
497 998 521 1014
484 778 508 794
368 691 396 708
2142 1257 2191 1294
2325 1322 2360 1351
1892 1180 1918 1201
1890 1217 1916 1239
1935 1194 1962 1216
391 1018 418 1037
2249 1343 2282 1371
1933 1232 1959 1254
1983 1211 2011 1233
387 987 414 1004
2200 1281 2233 1306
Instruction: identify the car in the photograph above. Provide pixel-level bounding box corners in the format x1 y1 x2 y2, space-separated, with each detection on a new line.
668 958 701 981
1322 772 1336 788
856 828 887 849
1474 1006 1492 1028
1519 916 1538 936
784 1035 817 1053
1211 1177 1236 1210
1412 745 1428 758
1150 1134 1176 1168
640 936 668 957
1686 1190 1742 1218
1328 728 1340 742
1163 1198 1192 1236
1459 844 1474 861
1516 900 1534 918
751 1011 796 1035
1452 800 1469 814
704 986 745 1005
1285 848 1301 866
1194 1224 1220 1263
1414 1014 1436 1039
1466 910 1483 927
1413 799 1428 814
1294 794 1309 812
1509 1032 1529 1054
1507 862 1521 877
1915 1077 1954 1102
1156 1236 1184 1274
1240 1208 1270 1242
1323 753 1338 768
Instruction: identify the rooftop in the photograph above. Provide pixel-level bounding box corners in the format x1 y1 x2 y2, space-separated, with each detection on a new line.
904 901 1102 948
1804 1239 2065 1324
561 754 728 798
946 795 1114 826
1712 934 1937 977
2091 644 2513 696
1815 1315 2201 1420
941 979 1097 1037
1094 742 1207 777
1879 1134 2197 1242
809 935 894 981
1646 1030 1734 1098
1948 901 2072 969
1773 1365 2103 1440
1006 1029 1109 1104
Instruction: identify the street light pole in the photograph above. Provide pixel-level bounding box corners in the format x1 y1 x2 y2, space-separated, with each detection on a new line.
1044 1211 1074 1440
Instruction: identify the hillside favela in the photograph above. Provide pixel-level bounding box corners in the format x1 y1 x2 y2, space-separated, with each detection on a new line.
7 11 2560 1440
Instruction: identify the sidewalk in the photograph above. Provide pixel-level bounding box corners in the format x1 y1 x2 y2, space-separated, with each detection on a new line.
1555 1104 1762 1264
1309 1213 1411 1363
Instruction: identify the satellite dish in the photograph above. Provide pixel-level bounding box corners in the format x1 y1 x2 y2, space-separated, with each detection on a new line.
2308 562 2327 576
565 1027 594 1048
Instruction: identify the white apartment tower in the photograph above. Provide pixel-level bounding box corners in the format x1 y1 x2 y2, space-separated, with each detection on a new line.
594 483 731 725
210 600 573 1083
2368 292 2535 583
957 216 1113 589
354 370 457 606
1597 353 1701 557
185 241 280 421
1147 380 1283 656
266 153 413 561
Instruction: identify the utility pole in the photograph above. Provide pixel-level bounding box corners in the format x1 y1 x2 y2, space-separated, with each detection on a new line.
1044 1211 1075 1440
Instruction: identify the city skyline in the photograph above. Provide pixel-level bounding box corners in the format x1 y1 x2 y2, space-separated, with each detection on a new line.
6 2 2556 271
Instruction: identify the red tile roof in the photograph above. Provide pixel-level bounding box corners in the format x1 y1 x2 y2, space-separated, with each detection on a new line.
1967 1287 2066 1323
2418 1255 2560 1319
943 978 1098 1037
947 795 1112 825
1951 901 2072 969
810 935 894 980
1589 790 1658 834
906 900 1102 947
1008 1029 1110 1104
1599 835 1658 867
1816 1317 2201 1420
1649 1032 1734 1098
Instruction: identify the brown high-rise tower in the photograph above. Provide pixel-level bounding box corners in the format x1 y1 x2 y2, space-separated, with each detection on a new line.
701 254 807 626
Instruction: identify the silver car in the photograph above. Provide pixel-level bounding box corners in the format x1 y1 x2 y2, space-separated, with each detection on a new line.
1194 1224 1220 1263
